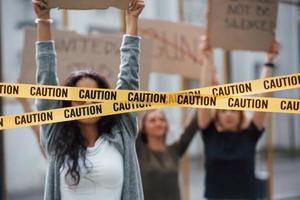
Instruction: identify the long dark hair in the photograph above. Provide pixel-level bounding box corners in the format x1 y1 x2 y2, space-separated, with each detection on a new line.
53 70 117 186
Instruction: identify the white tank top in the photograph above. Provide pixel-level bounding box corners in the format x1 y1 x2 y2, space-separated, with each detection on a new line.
60 137 124 200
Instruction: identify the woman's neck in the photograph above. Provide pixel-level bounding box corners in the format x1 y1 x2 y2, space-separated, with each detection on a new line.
147 136 166 152
79 124 99 147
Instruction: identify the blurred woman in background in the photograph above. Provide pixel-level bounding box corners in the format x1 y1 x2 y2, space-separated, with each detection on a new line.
137 109 198 200
197 36 279 199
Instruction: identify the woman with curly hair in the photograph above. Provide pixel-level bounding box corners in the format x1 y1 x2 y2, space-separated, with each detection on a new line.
33 0 145 199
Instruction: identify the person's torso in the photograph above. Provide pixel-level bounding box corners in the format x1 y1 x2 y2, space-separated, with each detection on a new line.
60 137 124 200
138 145 181 200
202 123 258 199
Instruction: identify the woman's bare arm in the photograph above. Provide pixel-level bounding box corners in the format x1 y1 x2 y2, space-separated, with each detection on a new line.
197 36 217 129
252 40 279 130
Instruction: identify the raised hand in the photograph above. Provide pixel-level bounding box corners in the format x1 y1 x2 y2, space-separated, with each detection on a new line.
32 0 50 19
126 0 145 36
127 0 145 18
199 35 213 59
266 40 279 63
32 0 52 41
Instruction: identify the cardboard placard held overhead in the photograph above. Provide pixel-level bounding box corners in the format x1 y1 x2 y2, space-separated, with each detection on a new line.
208 0 278 51
139 19 205 80
20 28 152 90
45 0 132 10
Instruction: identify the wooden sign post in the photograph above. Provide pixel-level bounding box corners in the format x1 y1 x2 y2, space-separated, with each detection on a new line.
62 10 69 29
179 1 190 199
266 114 274 200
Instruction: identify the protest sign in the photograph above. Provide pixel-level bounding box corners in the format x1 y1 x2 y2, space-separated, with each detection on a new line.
45 0 132 10
208 0 278 51
20 28 152 89
139 19 205 79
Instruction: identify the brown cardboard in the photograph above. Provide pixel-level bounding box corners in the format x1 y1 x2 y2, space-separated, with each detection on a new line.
20 28 152 89
139 19 205 80
45 0 132 10
208 0 278 51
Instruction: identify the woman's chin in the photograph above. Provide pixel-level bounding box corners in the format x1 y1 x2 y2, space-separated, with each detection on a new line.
155 132 166 138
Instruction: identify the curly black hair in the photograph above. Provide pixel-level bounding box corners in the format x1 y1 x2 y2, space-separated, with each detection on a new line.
53 70 117 186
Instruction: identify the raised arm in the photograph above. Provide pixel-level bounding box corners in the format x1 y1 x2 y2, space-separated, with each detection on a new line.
197 36 217 129
33 0 60 155
252 41 279 130
34 0 58 102
116 0 145 139
116 0 144 90
33 0 51 41
170 113 199 157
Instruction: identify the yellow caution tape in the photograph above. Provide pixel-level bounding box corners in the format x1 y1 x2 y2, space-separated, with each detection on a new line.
0 96 298 130
0 73 299 103
0 73 298 130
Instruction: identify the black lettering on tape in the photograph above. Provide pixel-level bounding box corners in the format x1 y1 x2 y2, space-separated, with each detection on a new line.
0 85 19 95
128 92 167 104
15 112 53 125
228 98 269 109
177 91 216 106
212 83 252 96
79 90 117 100
30 87 68 98
64 104 103 118
263 75 300 90
113 102 150 112
280 100 300 111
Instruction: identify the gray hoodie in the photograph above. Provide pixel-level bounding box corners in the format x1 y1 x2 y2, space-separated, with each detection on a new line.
35 35 144 200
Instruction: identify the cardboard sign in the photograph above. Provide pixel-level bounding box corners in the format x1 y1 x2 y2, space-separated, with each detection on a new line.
208 0 278 51
45 0 132 10
139 19 205 80
20 28 152 89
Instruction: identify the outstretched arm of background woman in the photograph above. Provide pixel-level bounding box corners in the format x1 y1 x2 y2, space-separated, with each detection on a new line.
197 36 217 129
171 112 199 157
252 40 279 130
